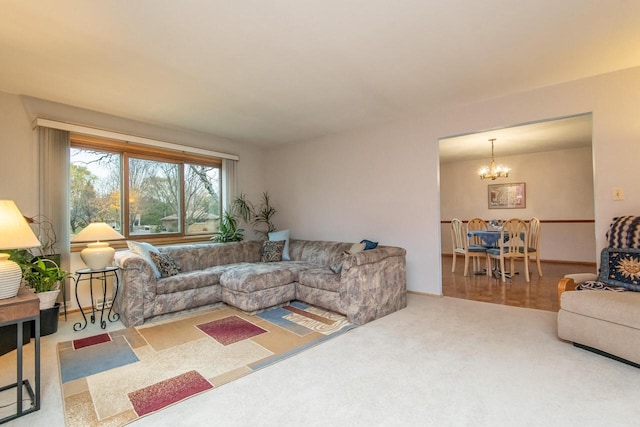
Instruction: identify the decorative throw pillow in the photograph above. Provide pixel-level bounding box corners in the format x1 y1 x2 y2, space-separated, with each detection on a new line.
268 229 290 260
149 252 181 278
349 242 366 255
597 247 640 291
360 239 379 250
127 241 162 279
261 240 285 262
606 216 640 249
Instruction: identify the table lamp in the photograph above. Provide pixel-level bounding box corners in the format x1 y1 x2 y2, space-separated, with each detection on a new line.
0 200 42 299
71 222 124 270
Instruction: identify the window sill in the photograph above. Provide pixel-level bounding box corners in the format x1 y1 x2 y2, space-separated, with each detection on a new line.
70 235 215 252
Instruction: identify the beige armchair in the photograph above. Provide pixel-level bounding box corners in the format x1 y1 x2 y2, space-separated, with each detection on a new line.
557 216 640 367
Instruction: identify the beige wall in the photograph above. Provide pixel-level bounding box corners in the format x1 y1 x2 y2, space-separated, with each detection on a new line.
4 66 640 298
0 92 268 309
440 146 595 262
266 66 640 295
0 93 267 216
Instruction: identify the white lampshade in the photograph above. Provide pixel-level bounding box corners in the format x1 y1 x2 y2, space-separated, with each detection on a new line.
0 200 42 299
72 222 124 270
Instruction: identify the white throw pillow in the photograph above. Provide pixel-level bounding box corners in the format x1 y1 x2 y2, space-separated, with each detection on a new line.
349 242 366 255
127 241 162 279
268 229 290 261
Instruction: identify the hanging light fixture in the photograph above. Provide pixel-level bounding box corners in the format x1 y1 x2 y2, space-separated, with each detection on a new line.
478 138 511 180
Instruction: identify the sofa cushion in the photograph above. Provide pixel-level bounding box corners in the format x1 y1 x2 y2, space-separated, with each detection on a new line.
221 263 295 293
561 289 640 330
160 241 261 272
156 265 230 295
298 268 341 292
275 261 320 281
292 240 353 266
597 248 640 291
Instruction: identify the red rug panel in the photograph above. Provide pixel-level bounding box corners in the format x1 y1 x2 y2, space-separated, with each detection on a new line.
73 333 111 350
196 315 267 345
128 370 213 416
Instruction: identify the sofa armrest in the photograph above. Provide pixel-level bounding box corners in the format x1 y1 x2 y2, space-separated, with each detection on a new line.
114 250 157 327
557 272 597 308
557 278 578 308
340 246 407 325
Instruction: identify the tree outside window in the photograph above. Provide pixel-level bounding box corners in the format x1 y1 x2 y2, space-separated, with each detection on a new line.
70 147 221 239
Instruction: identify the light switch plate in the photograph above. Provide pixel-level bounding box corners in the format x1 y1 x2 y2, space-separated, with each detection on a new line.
613 187 624 201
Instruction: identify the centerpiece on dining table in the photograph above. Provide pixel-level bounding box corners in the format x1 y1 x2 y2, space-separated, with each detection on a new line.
488 219 503 230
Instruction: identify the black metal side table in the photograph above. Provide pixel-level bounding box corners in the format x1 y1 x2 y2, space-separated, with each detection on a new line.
73 266 120 331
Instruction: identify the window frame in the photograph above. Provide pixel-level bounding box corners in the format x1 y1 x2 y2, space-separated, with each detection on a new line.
70 133 222 249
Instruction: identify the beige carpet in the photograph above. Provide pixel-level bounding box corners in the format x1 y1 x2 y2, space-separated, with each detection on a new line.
3 294 640 426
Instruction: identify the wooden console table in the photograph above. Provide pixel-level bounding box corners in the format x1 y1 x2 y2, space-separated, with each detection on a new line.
0 286 40 423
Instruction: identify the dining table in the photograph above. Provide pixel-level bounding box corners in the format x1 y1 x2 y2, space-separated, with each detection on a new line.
467 229 502 247
467 229 521 279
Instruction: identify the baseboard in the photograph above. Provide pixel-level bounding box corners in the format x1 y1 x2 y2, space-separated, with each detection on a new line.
441 253 596 267
573 343 640 369
407 290 442 298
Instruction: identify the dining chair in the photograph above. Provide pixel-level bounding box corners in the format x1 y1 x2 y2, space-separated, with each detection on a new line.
486 218 530 282
466 217 488 271
527 217 542 277
450 218 488 276
467 217 488 232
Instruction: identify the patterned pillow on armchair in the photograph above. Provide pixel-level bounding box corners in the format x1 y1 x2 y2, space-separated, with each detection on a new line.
591 248 640 292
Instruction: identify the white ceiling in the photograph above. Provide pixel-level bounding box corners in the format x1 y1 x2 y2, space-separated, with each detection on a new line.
439 114 593 163
2 1 640 146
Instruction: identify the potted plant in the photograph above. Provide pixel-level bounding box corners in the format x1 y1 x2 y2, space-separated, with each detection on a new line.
8 249 70 336
211 210 244 243
23 257 70 308
232 192 278 239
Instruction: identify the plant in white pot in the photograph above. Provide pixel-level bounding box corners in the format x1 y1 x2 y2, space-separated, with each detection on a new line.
10 249 70 309
28 258 70 309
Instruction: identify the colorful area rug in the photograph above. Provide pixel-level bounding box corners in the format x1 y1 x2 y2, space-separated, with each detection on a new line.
57 302 354 426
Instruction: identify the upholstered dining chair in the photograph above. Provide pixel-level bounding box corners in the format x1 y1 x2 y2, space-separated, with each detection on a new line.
451 218 488 276
486 218 530 282
527 217 542 277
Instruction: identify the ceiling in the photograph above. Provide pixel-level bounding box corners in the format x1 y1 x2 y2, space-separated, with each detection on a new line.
2 1 640 147
439 114 593 164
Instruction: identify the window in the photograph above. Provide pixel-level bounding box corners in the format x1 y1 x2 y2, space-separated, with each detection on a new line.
70 134 222 240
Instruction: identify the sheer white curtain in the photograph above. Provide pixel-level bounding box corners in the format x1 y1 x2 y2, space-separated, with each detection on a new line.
38 127 70 273
222 158 238 212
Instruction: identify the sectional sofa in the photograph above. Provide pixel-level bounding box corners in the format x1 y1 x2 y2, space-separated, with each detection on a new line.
113 239 407 327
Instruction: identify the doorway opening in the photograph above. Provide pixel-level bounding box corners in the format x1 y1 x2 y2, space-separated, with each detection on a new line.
438 113 596 310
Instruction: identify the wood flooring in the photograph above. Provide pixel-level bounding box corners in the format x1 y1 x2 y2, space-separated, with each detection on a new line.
441 255 595 312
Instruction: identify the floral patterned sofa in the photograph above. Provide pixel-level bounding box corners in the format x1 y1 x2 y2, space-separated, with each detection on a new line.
113 239 407 327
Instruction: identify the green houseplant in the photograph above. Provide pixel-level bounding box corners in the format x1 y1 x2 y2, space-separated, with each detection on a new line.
9 249 70 308
6 249 70 336
232 192 278 240
210 210 244 243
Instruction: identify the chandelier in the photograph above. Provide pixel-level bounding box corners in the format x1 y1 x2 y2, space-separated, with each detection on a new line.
478 138 510 180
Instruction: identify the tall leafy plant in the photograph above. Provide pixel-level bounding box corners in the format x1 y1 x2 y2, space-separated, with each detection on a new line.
232 192 278 240
211 210 244 243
